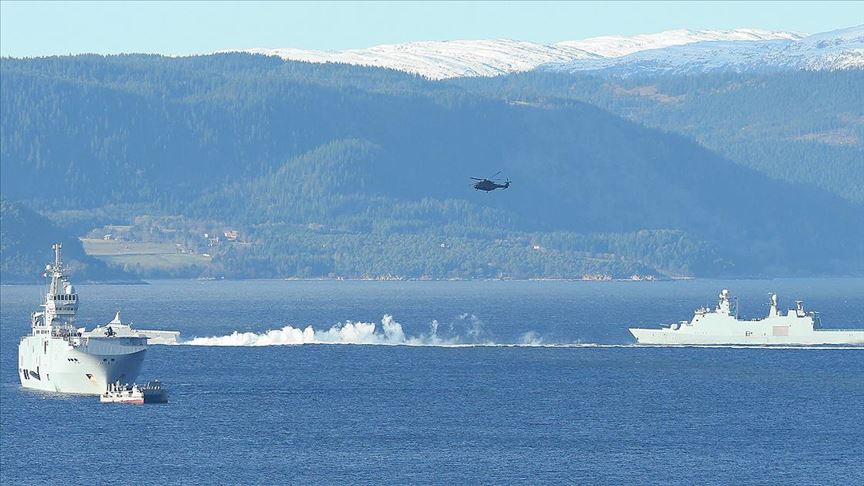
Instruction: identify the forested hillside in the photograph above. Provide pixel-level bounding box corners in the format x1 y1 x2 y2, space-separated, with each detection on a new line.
0 200 137 282
454 70 864 204
1 54 861 279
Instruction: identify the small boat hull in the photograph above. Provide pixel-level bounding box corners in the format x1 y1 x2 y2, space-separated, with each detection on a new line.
100 381 168 404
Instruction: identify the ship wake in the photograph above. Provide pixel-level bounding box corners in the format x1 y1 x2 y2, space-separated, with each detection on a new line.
180 315 864 349
182 314 555 347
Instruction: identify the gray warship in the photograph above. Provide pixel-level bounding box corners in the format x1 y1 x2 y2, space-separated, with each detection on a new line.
630 289 864 346
18 244 178 394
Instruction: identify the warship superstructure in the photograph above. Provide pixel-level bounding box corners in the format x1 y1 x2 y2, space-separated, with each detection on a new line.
630 289 864 346
18 244 164 394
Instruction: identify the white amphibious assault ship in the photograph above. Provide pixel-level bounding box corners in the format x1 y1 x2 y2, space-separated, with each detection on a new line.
630 289 864 346
18 244 178 395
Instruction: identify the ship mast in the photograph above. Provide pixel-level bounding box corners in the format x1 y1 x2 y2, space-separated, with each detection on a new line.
40 243 78 330
48 243 63 296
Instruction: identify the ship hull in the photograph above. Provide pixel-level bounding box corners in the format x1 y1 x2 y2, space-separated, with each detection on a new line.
629 327 864 346
18 336 146 395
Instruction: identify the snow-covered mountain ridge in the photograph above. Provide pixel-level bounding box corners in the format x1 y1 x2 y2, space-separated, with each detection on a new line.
223 26 862 79
241 39 600 79
545 25 863 76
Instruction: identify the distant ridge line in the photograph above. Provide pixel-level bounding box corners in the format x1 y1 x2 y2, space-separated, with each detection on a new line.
217 26 861 79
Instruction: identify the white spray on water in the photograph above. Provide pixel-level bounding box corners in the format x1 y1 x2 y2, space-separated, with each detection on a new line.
184 315 462 347
181 314 864 349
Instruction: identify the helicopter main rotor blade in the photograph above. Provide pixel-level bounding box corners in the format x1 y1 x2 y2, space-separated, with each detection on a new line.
490 170 502 180
470 177 484 180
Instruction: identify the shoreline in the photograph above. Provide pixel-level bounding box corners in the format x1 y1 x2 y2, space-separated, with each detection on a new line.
5 275 864 286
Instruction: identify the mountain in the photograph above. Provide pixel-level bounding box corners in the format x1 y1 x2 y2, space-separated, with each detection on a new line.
223 28 799 79
237 40 599 80
453 68 864 205
0 200 138 283
1 54 862 279
773 25 864 70
545 39 795 76
223 27 864 80
555 28 802 57
546 25 864 76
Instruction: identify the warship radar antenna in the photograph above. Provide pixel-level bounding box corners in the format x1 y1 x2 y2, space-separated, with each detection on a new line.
46 243 67 295
768 293 779 317
795 300 806 317
53 243 61 268
717 289 732 315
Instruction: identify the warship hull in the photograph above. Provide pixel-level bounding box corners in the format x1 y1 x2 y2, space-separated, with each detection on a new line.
629 327 864 346
630 289 864 346
18 336 146 395
17 244 159 396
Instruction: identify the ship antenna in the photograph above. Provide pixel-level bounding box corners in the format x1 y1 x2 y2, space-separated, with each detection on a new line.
53 243 62 269
47 242 65 296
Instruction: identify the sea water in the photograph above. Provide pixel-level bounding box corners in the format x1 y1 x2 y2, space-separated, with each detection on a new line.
2 279 863 484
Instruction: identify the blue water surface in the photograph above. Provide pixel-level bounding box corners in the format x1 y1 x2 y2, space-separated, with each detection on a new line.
2 279 863 484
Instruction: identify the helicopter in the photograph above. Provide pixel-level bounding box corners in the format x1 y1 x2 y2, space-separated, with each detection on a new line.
471 171 511 192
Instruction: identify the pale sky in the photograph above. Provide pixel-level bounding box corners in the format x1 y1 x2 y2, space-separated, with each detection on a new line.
1 1 862 57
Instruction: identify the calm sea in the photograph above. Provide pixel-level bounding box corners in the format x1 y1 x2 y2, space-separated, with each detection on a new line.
2 279 863 484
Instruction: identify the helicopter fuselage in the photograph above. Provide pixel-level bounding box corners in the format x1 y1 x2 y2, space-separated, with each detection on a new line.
473 180 510 191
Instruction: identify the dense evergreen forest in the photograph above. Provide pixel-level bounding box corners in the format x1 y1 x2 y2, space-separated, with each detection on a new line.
453 70 864 204
0 200 136 282
1 54 861 280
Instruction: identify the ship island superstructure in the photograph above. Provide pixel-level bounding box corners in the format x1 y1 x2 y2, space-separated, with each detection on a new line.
18 244 175 395
629 289 864 346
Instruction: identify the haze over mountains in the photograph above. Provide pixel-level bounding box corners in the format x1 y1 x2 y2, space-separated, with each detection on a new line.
228 26 862 79
1 25 862 282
